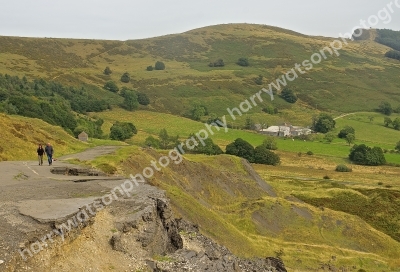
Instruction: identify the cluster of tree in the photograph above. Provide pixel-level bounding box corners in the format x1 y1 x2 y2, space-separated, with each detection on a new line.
74 117 104 138
208 59 225 67
110 122 137 141
236 58 249 67
349 144 386 166
188 103 209 121
280 88 298 103
375 29 400 51
338 126 355 138
226 138 280 165
207 57 250 68
385 50 400 61
102 83 150 108
145 129 179 149
144 129 222 156
120 88 139 111
185 135 223 155
379 101 394 115
338 126 355 145
147 61 166 71
143 130 279 164
384 117 400 130
312 113 336 133
0 74 108 135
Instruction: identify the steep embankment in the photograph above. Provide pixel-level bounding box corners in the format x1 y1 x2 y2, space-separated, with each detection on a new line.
99 146 400 271
0 24 400 116
0 114 88 161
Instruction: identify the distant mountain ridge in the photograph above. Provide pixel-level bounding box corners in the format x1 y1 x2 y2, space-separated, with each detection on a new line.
0 23 399 116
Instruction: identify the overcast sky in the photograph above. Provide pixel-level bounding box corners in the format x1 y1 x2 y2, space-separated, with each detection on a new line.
1 0 400 40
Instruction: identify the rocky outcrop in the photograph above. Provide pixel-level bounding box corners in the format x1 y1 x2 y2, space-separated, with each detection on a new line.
109 194 183 257
146 219 287 272
108 189 287 272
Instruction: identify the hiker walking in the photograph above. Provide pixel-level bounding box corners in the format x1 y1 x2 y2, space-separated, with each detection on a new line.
37 144 44 165
45 143 54 166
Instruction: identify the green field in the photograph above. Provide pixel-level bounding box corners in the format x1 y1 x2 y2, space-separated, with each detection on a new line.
94 109 400 164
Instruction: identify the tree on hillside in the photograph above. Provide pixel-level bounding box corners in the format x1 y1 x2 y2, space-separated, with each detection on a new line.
137 92 150 106
104 66 112 75
395 141 400 152
262 105 278 115
120 72 130 83
385 50 400 61
144 135 160 149
324 132 336 143
146 66 153 71
158 129 179 149
209 59 225 67
281 88 298 103
349 144 386 166
253 145 280 165
393 117 400 130
254 75 263 85
120 89 138 111
206 113 223 125
312 113 336 133
338 126 355 138
384 117 393 127
345 133 355 146
187 136 223 155
225 138 255 162
262 136 278 150
379 101 393 116
244 117 255 130
155 61 165 70
236 57 249 67
159 129 170 149
110 122 137 141
190 104 208 121
103 81 119 93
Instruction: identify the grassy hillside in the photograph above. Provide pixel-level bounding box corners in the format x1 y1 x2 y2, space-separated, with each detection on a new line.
0 24 400 118
81 145 400 271
0 114 124 161
0 114 87 161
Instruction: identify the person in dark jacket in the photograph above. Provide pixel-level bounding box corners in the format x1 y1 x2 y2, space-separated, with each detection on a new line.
37 144 44 165
45 143 54 166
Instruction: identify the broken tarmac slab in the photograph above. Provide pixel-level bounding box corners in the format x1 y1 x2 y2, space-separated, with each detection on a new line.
50 166 106 176
17 197 99 223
